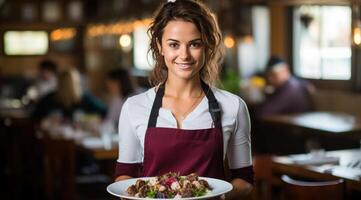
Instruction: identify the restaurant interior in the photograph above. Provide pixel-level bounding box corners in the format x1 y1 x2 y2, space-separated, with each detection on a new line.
1 0 361 199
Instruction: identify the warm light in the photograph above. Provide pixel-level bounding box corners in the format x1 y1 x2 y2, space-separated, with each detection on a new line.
51 30 62 41
354 21 361 45
250 76 266 88
119 34 131 48
50 28 76 41
133 20 143 29
242 35 253 44
86 18 151 38
354 27 361 45
224 36 235 48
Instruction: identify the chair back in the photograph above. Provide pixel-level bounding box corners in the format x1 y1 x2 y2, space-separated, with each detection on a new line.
281 175 344 200
4 117 43 199
43 137 76 200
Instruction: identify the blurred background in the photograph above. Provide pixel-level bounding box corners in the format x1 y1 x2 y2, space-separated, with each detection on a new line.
1 0 361 199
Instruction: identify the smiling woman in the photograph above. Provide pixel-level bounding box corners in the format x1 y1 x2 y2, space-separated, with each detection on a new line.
148 0 223 87
114 1 254 199
160 20 205 83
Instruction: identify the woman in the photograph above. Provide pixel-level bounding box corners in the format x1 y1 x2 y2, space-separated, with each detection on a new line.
32 68 106 120
115 0 253 198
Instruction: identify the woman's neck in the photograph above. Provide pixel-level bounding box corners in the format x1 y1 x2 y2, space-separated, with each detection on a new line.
165 77 202 99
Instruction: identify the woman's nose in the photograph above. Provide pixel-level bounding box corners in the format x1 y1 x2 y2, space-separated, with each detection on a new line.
179 46 190 60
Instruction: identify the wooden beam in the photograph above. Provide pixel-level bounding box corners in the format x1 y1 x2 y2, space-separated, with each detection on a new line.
270 4 288 58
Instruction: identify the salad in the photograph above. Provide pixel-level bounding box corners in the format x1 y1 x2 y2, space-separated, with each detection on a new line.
126 172 213 198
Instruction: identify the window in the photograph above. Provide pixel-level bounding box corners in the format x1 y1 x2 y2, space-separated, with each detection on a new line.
133 25 154 70
293 6 351 80
237 6 270 78
4 31 49 55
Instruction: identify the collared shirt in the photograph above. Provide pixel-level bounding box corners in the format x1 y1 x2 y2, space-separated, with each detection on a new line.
117 87 252 169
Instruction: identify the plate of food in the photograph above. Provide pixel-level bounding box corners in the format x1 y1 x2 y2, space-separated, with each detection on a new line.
107 172 233 199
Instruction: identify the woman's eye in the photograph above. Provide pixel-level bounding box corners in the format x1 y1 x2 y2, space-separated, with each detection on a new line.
190 42 202 48
169 43 179 48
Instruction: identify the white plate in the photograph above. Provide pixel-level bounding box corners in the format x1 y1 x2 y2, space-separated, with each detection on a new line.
107 177 233 200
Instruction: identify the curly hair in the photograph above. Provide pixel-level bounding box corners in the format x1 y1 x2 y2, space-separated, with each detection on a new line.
148 0 224 86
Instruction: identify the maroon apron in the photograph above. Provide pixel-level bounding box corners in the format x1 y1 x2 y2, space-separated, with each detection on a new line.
142 81 225 180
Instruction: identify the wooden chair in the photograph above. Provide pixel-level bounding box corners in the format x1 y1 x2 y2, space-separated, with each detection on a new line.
42 136 113 200
253 155 282 200
43 137 76 200
253 155 272 200
281 175 344 200
4 117 44 199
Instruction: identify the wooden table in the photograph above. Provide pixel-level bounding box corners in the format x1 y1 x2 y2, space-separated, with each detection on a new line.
40 127 119 161
261 111 361 138
256 112 361 154
78 144 118 160
77 140 118 178
272 148 361 192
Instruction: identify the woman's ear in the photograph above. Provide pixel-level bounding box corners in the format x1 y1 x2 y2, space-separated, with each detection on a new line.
157 39 163 56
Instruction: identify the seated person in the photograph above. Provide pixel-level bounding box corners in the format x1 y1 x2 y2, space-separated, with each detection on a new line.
35 59 58 98
104 68 136 129
254 55 314 118
32 68 107 175
32 68 106 121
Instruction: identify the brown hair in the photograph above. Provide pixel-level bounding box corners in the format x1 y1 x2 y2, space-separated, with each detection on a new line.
148 0 224 86
55 69 82 109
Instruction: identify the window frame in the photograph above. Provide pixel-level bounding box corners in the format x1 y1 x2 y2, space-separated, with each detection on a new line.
289 5 359 91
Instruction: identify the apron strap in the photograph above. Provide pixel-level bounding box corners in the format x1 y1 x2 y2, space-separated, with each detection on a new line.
148 84 165 128
147 81 222 129
201 81 222 128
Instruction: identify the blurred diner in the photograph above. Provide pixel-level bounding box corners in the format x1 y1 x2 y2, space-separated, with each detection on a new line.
253 55 315 118
103 68 136 130
31 68 107 141
32 68 106 121
34 59 58 99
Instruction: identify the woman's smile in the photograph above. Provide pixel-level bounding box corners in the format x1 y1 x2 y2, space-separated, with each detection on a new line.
175 62 196 70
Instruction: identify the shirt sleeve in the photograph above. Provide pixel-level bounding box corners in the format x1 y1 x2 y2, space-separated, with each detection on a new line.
227 98 252 169
117 99 143 163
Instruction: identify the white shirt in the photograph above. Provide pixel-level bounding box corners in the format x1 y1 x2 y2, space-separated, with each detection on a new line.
36 77 57 98
117 87 252 169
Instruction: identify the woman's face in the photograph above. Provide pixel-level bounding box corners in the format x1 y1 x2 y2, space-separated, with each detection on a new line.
159 20 205 82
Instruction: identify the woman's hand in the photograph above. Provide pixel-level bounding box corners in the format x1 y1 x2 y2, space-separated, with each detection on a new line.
115 175 133 182
224 178 253 200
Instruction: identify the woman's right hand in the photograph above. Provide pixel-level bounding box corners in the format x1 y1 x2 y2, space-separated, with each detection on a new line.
115 175 133 182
